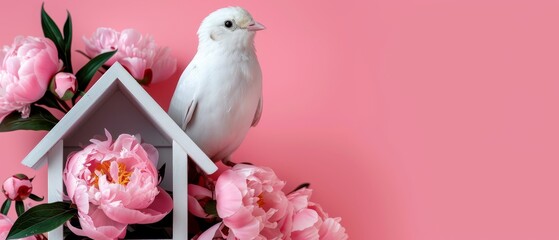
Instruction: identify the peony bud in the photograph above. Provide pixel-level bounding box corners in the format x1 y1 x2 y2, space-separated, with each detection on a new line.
50 72 77 100
2 174 32 201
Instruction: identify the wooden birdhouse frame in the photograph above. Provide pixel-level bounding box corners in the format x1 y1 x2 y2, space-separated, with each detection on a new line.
20 63 218 239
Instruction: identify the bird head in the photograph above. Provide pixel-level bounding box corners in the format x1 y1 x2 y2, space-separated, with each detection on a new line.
197 7 265 51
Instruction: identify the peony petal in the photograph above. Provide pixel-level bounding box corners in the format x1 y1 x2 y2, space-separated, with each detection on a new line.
262 191 289 222
0 215 12 240
67 204 127 240
292 209 319 231
2 177 16 199
119 29 143 46
141 142 159 167
196 222 227 240
189 184 213 199
288 188 313 212
150 47 176 83
120 57 147 80
215 170 245 218
319 218 348 240
188 195 210 218
102 187 172 224
222 206 261 240
291 227 320 240
188 184 214 218
278 203 295 238
73 184 90 214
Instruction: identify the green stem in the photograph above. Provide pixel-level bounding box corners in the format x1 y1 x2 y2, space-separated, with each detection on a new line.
15 200 24 217
56 99 71 113
1 199 11 215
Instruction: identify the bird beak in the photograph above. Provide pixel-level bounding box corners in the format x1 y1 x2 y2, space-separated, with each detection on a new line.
247 22 266 31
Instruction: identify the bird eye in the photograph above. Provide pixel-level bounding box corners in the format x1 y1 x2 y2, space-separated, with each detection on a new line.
224 20 233 28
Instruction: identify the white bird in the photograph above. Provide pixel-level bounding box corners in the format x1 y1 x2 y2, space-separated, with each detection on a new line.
168 7 265 165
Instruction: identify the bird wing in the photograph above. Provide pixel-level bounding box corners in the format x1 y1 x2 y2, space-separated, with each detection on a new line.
168 61 200 130
251 97 263 127
181 98 197 130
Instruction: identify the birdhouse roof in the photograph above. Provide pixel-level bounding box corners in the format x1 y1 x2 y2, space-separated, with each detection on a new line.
21 62 217 174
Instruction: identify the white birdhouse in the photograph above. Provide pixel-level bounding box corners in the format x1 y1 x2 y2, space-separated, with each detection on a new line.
20 62 218 239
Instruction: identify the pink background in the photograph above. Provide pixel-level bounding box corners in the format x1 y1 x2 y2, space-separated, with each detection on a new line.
1 0 559 239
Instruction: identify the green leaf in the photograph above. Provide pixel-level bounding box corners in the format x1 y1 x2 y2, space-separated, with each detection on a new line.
36 91 63 112
289 183 311 194
63 11 73 73
137 68 153 85
13 174 29 180
0 106 59 132
77 50 113 71
1 199 11 215
7 202 77 239
203 199 218 217
41 3 64 59
158 163 166 183
29 194 45 202
15 201 24 217
76 50 92 60
74 50 117 95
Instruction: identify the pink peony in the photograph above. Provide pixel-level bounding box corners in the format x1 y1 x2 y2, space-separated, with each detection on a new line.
64 130 172 239
215 164 290 239
0 214 34 240
2 174 32 201
0 36 61 123
50 72 77 100
83 28 177 85
287 188 348 240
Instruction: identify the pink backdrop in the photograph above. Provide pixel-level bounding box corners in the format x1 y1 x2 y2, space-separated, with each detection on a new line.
2 0 559 239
